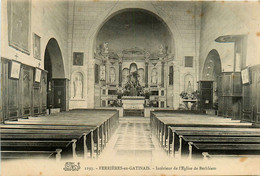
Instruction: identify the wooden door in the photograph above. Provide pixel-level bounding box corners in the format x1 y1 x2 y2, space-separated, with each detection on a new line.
1 59 20 121
21 65 33 117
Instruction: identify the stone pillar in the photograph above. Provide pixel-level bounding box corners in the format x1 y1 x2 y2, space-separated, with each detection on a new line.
145 62 149 87
118 60 122 87
161 61 165 87
105 56 109 84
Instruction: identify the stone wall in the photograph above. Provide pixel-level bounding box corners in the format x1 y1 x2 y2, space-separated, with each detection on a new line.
1 0 69 77
199 2 260 78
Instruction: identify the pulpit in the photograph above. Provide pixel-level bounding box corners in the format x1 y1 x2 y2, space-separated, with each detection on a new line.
122 96 145 116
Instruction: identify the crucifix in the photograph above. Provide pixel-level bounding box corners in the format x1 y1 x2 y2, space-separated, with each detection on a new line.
14 54 18 60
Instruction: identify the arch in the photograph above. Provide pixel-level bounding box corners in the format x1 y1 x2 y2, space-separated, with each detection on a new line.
44 38 65 110
86 7 183 59
84 5 184 69
202 49 222 81
129 63 138 73
84 4 184 108
44 38 65 78
95 9 173 54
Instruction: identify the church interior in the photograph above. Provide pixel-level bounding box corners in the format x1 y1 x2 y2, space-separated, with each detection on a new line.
1 0 260 174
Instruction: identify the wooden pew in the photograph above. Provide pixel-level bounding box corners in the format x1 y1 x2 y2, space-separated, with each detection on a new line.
151 112 252 144
4 121 104 156
187 143 260 159
2 110 119 160
202 152 260 160
179 136 260 159
1 140 70 160
1 128 92 159
3 110 119 158
158 118 253 149
1 149 62 161
151 112 260 160
167 126 260 157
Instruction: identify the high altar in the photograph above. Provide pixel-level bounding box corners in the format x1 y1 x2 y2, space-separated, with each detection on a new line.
93 44 173 110
122 96 145 116
88 42 197 112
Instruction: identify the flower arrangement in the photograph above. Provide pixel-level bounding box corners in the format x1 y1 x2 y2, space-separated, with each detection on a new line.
180 90 199 100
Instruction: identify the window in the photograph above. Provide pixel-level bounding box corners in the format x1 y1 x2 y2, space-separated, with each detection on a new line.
161 90 164 96
95 64 99 84
169 66 174 85
185 56 193 67
102 100 106 107
161 101 165 108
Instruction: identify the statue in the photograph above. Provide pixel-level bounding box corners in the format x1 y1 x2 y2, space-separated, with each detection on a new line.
151 68 157 84
122 69 129 83
110 68 116 83
159 44 164 55
138 69 144 83
103 42 109 53
73 74 83 99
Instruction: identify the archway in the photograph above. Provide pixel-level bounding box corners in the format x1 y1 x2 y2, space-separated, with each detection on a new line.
202 49 222 109
93 9 174 107
95 9 174 55
44 38 66 111
202 49 222 82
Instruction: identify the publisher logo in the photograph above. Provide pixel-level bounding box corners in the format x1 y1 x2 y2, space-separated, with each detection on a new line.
63 162 81 171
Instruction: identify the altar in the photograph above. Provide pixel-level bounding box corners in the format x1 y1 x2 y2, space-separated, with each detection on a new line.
122 96 145 116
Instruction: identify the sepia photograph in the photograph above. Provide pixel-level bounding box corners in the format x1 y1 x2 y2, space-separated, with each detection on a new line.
1 0 260 176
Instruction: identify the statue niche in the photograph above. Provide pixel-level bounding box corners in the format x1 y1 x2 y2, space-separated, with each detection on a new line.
138 68 144 83
110 67 116 83
72 72 83 99
122 68 129 83
151 68 158 84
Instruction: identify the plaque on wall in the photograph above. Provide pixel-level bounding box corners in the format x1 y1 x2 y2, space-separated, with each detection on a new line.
73 52 84 66
33 33 41 60
10 60 21 79
100 65 106 81
34 68 41 83
241 67 250 84
8 0 31 54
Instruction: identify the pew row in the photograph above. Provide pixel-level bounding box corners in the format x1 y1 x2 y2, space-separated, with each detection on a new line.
1 150 62 161
150 112 260 160
167 126 260 157
202 152 260 160
1 109 119 160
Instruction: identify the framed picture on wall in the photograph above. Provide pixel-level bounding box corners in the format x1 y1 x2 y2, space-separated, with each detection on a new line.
33 33 41 60
10 60 21 79
73 52 84 66
35 68 41 83
241 67 250 84
8 0 31 54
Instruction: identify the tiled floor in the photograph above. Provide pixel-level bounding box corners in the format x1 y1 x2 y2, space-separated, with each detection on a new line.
97 117 169 165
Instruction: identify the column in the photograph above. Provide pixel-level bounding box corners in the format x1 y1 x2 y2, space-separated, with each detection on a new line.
161 61 165 87
105 57 109 84
145 62 149 87
118 60 122 87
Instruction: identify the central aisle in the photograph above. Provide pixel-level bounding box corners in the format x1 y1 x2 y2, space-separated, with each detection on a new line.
97 117 169 166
